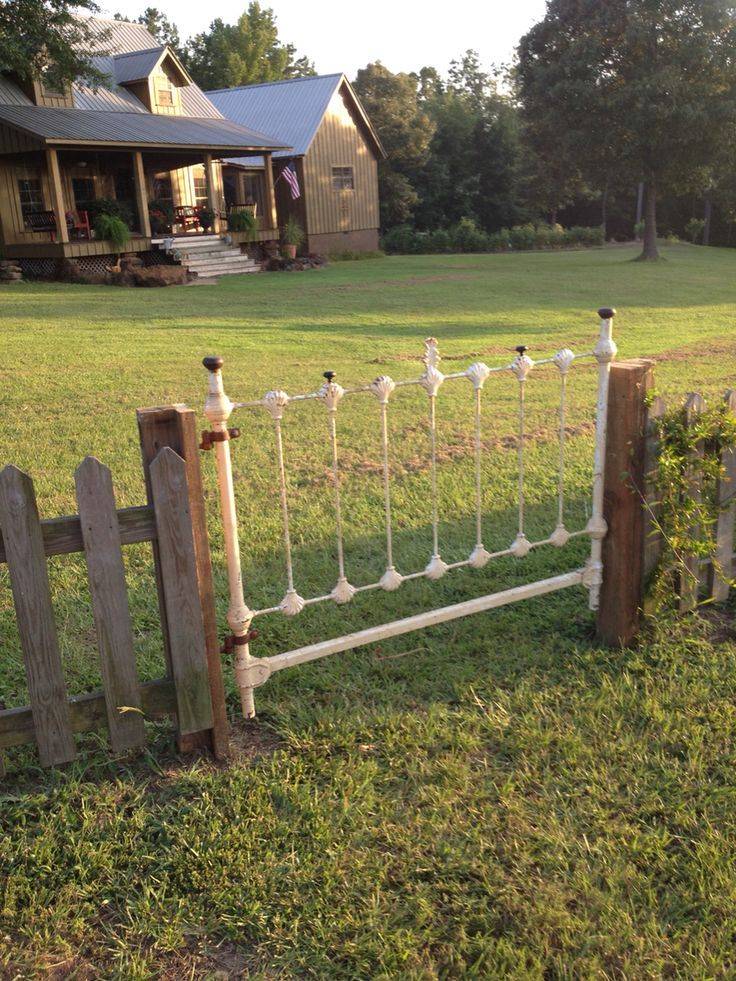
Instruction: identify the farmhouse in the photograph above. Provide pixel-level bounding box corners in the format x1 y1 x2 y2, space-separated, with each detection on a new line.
208 75 385 254
0 18 289 276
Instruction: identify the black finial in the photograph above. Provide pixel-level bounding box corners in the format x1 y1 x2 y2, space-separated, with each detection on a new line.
597 307 616 320
323 370 336 382
515 345 528 356
203 355 224 372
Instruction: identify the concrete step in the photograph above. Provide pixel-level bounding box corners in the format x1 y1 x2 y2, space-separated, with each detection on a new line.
175 248 245 262
185 255 259 270
192 262 260 277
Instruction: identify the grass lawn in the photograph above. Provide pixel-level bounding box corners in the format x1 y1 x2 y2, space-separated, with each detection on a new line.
1 243 736 977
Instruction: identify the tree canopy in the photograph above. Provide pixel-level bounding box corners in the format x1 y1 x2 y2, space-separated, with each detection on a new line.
517 0 736 258
185 2 314 90
0 0 110 89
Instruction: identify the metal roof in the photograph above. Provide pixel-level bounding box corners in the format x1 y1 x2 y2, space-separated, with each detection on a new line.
72 82 147 113
113 47 166 84
0 103 290 151
0 75 33 106
208 74 344 162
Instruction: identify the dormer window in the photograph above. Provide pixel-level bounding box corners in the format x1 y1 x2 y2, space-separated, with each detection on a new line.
156 81 175 107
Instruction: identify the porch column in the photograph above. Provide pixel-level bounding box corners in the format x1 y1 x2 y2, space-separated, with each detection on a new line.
204 153 221 234
45 147 68 244
132 151 152 238
263 152 278 232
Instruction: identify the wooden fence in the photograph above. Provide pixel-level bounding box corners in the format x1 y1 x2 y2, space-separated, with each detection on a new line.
0 406 229 776
597 362 736 645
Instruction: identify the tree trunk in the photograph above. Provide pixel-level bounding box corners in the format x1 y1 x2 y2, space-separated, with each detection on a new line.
639 181 660 260
601 180 609 240
703 191 712 246
635 182 645 230
550 207 558 225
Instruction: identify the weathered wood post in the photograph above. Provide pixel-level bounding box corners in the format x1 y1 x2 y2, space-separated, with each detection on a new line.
596 357 656 646
137 405 229 758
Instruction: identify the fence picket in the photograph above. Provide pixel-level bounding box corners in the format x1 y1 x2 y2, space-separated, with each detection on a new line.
0 466 76 766
149 448 214 736
75 457 146 753
642 394 666 594
711 390 736 602
680 393 706 612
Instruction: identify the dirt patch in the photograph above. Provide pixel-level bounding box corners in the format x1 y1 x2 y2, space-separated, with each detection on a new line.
653 337 736 364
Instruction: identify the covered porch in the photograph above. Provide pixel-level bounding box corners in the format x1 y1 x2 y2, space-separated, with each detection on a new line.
0 107 287 260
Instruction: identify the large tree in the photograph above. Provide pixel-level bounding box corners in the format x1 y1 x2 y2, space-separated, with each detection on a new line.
0 0 110 89
517 0 736 259
186 3 314 90
353 63 435 229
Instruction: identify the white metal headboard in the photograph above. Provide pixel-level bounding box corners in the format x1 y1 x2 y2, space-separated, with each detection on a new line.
202 308 617 718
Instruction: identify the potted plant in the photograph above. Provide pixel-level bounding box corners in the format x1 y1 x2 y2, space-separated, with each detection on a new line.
94 212 130 250
282 216 305 259
197 207 216 233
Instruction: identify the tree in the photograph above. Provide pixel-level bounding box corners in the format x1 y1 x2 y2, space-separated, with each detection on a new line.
517 0 736 260
353 63 435 229
116 8 181 51
185 3 314 91
0 0 111 89
412 53 525 232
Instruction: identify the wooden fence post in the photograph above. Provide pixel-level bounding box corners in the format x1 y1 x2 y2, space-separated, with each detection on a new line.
137 405 229 758
597 359 655 646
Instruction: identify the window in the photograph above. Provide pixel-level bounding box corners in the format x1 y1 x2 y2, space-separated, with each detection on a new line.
18 177 44 223
152 174 174 206
156 83 175 107
332 166 354 191
72 177 95 211
193 175 208 209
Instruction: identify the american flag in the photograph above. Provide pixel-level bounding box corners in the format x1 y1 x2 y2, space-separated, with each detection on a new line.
281 161 301 200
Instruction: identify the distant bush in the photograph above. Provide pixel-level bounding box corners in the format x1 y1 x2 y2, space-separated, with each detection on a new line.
382 220 604 255
685 218 706 244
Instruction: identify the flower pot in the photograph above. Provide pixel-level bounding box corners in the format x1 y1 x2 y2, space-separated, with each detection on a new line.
282 244 297 259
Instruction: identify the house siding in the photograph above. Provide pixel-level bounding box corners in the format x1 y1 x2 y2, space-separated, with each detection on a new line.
302 88 379 242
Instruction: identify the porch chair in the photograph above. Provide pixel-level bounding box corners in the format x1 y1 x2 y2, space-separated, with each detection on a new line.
174 205 200 233
66 210 91 240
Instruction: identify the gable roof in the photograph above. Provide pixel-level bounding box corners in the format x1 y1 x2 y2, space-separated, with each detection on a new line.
113 45 191 87
207 73 385 167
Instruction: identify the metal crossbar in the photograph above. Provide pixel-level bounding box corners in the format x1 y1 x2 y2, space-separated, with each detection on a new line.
202 309 617 718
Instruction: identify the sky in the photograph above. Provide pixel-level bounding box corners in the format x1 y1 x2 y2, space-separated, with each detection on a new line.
102 0 549 79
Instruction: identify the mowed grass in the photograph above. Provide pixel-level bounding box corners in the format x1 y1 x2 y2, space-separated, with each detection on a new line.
1 243 736 977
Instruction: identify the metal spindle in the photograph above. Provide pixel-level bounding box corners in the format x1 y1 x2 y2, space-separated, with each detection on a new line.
550 348 575 547
420 337 448 579
466 362 491 567
371 375 403 590
320 371 356 604
510 345 534 557
263 389 305 616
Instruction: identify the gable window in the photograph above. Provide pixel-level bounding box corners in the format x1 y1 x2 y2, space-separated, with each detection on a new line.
332 166 354 191
156 82 175 107
18 176 44 223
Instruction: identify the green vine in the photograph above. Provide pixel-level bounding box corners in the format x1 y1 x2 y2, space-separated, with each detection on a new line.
645 394 736 612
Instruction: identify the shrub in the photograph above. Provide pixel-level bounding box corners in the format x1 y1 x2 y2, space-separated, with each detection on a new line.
381 225 421 254
449 217 490 253
227 208 258 236
508 223 537 251
94 213 130 249
634 220 645 240
685 218 706 244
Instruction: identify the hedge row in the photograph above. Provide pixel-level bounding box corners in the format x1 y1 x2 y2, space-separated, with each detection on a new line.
381 219 605 255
